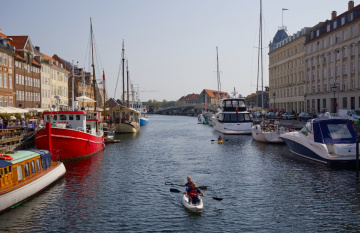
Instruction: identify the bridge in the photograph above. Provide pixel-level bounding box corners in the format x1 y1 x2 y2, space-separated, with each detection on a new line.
153 104 218 115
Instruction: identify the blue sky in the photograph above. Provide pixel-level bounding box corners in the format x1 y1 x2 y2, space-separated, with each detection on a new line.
0 0 352 101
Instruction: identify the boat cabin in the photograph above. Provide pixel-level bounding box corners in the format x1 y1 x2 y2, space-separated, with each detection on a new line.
220 98 247 112
42 111 103 136
0 150 53 191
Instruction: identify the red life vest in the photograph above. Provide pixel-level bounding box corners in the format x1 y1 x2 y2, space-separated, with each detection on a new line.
189 189 198 198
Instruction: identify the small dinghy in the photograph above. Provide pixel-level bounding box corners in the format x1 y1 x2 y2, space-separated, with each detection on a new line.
181 194 204 212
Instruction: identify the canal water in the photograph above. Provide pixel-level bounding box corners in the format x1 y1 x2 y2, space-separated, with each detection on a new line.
1 115 360 232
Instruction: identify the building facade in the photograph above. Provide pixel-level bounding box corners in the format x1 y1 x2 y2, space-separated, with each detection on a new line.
269 26 309 113
0 29 15 108
304 1 360 113
9 36 41 109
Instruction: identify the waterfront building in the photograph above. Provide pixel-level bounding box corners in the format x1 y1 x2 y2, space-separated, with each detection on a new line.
245 91 270 110
198 89 228 107
0 29 15 108
177 93 200 105
269 26 310 113
34 47 69 110
8 35 41 109
304 1 360 113
52 55 94 109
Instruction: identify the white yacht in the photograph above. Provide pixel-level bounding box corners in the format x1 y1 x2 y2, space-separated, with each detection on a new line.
211 95 252 135
280 117 359 167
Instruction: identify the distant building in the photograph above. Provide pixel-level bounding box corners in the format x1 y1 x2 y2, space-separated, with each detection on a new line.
199 89 228 107
245 91 269 110
177 93 200 105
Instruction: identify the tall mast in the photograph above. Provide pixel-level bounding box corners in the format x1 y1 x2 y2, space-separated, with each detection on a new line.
216 46 221 105
256 0 264 111
90 17 97 112
72 60 74 111
122 40 125 106
126 59 129 108
103 70 106 113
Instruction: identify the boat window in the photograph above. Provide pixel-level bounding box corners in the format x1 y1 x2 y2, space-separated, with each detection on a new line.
223 114 231 122
53 115 57 120
17 165 23 181
239 100 245 107
230 114 238 122
24 163 30 177
300 126 311 136
69 115 74 120
225 101 232 107
219 114 224 121
238 114 245 121
60 115 67 120
4 167 7 174
327 124 353 139
232 101 239 107
76 115 80 120
30 161 35 174
0 168 2 176
8 166 11 173
36 158 41 172
244 114 251 121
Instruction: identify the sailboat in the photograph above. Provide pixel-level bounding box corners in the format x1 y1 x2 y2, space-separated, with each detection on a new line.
35 18 105 160
251 0 289 143
111 42 141 133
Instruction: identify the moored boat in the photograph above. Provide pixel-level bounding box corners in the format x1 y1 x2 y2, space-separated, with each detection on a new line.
0 149 66 213
211 95 253 134
140 115 149 126
111 105 141 133
35 112 104 160
280 117 360 167
252 121 288 143
181 194 204 212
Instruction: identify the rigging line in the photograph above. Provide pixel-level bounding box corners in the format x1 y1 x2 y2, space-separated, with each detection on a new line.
113 52 123 99
83 29 92 72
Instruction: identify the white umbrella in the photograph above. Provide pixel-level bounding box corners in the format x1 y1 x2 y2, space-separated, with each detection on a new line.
6 107 29 113
76 96 96 103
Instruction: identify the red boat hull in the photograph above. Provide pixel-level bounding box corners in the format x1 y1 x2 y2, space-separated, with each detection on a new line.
35 128 104 160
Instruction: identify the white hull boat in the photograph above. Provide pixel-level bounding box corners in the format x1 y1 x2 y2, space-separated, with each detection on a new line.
181 194 204 212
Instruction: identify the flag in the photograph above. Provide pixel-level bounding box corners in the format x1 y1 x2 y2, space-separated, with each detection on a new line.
205 103 208 108
282 8 289 11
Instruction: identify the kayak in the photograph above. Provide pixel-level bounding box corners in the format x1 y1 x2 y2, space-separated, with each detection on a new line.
218 140 223 144
181 194 204 211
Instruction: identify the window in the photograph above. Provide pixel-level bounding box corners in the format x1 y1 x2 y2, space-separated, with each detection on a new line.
343 97 348 108
53 115 57 120
3 74 7 88
69 115 74 120
9 97 13 107
36 158 40 172
335 33 340 43
327 24 331 32
9 75 12 89
0 73 2 87
24 163 30 177
76 115 80 120
334 21 337 29
30 160 35 174
343 29 347 40
351 26 355 37
60 115 66 120
351 97 355 109
17 165 23 181
329 36 333 45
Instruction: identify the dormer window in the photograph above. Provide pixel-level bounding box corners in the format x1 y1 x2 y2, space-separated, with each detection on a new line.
327 24 331 32
316 30 320 37
56 61 58 66
60 64 63 68
334 21 337 29
341 17 346 25
350 12 354 21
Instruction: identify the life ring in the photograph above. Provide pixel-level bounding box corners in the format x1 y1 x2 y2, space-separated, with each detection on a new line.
88 139 91 146
0 154 13 160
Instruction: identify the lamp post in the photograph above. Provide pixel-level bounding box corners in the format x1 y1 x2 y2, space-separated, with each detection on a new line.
331 83 337 113
304 94 307 112
273 92 276 111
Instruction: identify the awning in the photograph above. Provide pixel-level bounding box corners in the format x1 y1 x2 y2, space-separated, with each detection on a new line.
0 107 29 113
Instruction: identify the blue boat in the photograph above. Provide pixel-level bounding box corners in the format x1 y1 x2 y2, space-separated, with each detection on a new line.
280 117 359 167
140 115 149 126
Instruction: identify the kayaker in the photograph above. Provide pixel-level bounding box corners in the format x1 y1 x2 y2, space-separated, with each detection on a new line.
178 176 193 188
183 182 205 206
218 135 222 141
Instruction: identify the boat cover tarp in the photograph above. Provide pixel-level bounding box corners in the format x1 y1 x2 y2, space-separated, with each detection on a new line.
313 118 357 144
29 149 52 169
0 160 12 168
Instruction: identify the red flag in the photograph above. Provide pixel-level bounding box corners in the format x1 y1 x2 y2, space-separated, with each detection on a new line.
205 103 207 108
282 8 289 11
236 107 238 114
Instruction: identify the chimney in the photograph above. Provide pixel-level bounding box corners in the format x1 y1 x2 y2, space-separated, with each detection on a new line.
332 11 337 20
349 1 354 11
0 28 2 34
35 46 40 52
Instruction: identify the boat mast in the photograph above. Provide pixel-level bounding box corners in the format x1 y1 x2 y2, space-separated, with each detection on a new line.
72 60 75 111
126 59 129 108
216 46 221 105
103 70 106 114
122 40 125 106
256 0 264 111
90 17 97 112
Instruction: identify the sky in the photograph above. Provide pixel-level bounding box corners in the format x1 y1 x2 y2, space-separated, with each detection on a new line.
0 0 353 102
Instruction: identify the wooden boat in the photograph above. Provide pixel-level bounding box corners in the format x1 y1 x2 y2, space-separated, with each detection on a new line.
0 149 66 213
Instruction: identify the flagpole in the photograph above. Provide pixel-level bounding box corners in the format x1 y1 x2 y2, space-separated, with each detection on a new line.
282 9 283 28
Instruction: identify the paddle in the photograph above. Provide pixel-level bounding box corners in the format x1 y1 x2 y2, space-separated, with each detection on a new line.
169 188 222 201
165 182 207 190
211 139 229 142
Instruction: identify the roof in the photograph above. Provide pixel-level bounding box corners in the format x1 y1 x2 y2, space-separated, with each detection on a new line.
7 36 28 49
42 111 87 115
272 29 291 44
203 89 228 98
4 150 40 164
